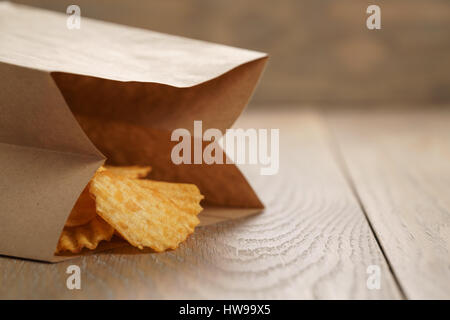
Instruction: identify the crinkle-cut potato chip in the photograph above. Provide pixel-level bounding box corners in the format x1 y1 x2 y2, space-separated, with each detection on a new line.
90 170 202 252
65 186 97 227
104 165 151 179
56 216 114 254
65 165 150 227
135 180 203 216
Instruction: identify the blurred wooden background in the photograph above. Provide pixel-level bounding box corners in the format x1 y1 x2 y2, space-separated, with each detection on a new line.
10 0 450 107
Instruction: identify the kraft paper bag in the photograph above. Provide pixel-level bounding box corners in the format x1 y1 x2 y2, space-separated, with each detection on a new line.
0 3 268 262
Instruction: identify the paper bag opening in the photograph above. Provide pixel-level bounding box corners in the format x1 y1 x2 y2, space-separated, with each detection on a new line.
52 56 267 208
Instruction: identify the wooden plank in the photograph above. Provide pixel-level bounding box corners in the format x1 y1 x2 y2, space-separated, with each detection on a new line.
327 110 450 299
0 110 401 299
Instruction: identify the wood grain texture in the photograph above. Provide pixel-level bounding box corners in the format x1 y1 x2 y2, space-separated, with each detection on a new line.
0 110 401 299
327 110 450 299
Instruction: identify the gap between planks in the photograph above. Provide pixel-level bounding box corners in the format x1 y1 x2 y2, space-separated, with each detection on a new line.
321 112 408 299
325 109 450 299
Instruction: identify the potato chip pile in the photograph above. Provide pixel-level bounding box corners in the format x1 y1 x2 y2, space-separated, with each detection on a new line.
56 166 204 254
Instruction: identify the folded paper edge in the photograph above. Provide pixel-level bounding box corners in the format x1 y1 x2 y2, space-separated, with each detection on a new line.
49 56 268 89
0 2 268 88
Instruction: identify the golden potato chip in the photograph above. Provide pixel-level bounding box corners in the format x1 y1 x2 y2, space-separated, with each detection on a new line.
135 180 203 216
90 170 201 252
56 216 114 254
104 165 151 179
65 186 97 227
65 165 151 227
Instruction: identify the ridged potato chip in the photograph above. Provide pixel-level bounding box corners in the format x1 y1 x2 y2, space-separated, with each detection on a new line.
65 166 150 227
135 180 203 216
90 170 202 252
56 216 114 254
104 165 151 179
65 186 97 227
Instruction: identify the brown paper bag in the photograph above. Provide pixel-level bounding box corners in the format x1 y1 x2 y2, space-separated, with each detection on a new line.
0 3 267 262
